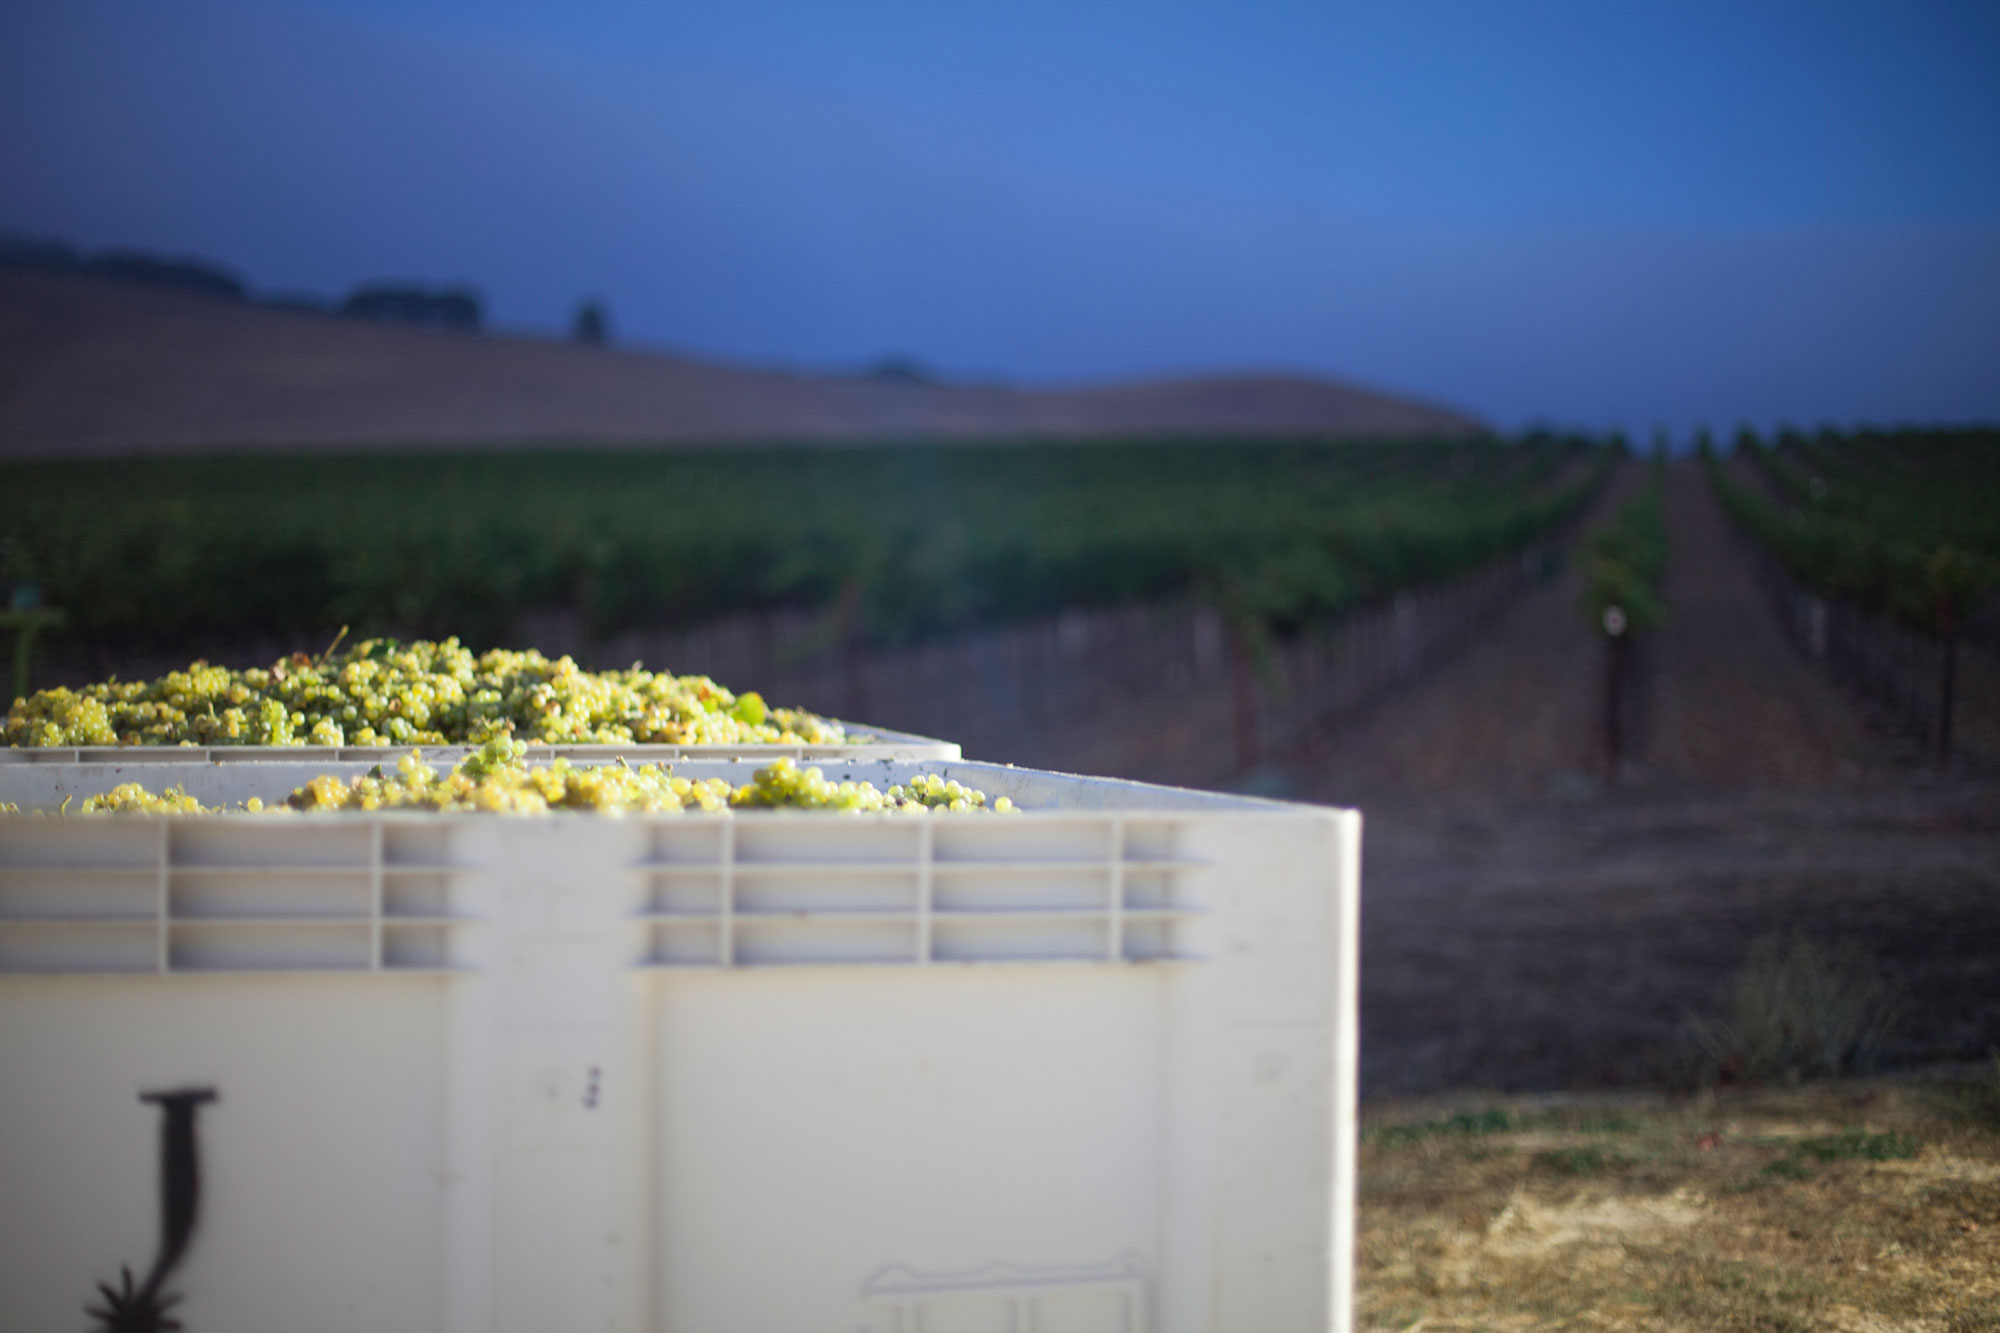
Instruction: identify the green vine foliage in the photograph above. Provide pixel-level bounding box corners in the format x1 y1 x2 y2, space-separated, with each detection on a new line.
2 435 1610 651
1704 428 1999 636
1580 459 1667 633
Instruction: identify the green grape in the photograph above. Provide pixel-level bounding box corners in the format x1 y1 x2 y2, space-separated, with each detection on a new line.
78 784 231 815
907 775 1011 812
26 746 1014 818
5 638 851 749
733 757 1012 814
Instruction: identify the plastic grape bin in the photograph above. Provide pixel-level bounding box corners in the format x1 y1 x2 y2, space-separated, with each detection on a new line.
0 757 1358 1333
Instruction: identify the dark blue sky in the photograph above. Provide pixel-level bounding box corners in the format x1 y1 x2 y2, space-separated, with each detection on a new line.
4 0 1997 436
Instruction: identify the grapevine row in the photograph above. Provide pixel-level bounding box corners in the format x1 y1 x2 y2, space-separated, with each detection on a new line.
1705 428 1999 635
1704 426 1999 764
2 435 1607 656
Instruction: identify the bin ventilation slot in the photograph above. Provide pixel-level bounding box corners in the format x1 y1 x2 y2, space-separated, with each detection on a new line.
0 821 481 974
1 811 1211 972
635 817 1210 968
863 1255 1148 1333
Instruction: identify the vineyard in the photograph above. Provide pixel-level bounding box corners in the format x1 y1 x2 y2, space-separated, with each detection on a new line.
1706 427 2000 634
1 435 1603 659
1706 426 2000 762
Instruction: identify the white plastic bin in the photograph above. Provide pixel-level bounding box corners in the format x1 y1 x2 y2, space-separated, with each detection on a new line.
0 759 1358 1333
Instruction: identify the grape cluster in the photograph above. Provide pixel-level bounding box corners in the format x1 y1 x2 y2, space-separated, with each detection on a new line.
80 785 222 815
732 757 1013 814
46 744 1012 818
5 638 846 749
284 742 735 815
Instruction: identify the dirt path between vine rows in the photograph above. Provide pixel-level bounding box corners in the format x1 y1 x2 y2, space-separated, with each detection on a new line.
1273 461 2000 1099
1284 459 1902 803
1647 460 1901 786
1274 461 1645 806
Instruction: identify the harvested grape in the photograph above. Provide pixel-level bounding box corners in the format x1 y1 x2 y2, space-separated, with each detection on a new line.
79 784 228 815
5 638 846 748
283 741 734 815
31 743 1012 817
732 757 1013 814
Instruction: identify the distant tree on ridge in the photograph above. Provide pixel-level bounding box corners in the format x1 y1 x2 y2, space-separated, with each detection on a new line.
573 299 610 345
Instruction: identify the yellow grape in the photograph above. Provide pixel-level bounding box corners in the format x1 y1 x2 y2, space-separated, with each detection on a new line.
31 743 1013 817
5 638 847 749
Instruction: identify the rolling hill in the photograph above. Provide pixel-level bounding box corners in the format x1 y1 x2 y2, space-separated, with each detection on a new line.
0 270 1483 456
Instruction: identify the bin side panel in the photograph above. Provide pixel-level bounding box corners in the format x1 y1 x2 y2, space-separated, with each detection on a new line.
650 966 1168 1332
1194 811 1350 1333
0 976 450 1333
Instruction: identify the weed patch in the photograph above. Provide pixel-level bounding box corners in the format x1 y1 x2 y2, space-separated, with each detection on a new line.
1530 1145 1630 1176
1940 1056 2000 1131
1681 934 1903 1086
1793 1129 1919 1162
1366 1107 1514 1147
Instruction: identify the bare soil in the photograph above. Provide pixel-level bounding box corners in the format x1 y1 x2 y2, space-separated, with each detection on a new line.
1344 785 2000 1099
1648 462 1894 786
1274 461 2000 1099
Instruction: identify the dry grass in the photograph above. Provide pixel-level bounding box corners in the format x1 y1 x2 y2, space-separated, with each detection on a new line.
1359 1068 2000 1331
